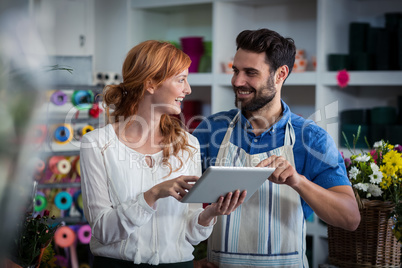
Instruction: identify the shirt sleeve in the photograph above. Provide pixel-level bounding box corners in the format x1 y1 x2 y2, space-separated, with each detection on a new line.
183 135 215 244
80 134 155 245
299 125 351 219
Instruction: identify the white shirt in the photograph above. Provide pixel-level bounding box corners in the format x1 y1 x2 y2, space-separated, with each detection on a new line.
80 124 212 264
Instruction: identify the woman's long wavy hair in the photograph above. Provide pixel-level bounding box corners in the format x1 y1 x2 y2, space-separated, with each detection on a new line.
103 40 194 176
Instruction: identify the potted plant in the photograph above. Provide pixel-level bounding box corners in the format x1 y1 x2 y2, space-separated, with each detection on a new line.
8 210 60 268
328 127 402 267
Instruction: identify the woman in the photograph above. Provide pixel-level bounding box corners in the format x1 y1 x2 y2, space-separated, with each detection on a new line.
80 40 246 267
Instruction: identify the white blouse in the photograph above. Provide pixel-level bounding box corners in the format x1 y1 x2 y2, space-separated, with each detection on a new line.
80 124 212 265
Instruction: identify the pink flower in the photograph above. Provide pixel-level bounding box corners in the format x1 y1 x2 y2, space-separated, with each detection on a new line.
370 149 382 164
344 158 351 168
336 69 350 88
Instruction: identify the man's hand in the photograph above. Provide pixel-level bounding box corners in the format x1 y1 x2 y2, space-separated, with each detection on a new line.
256 155 303 187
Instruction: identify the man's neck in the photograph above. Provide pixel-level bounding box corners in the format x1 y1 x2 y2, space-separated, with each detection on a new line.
244 101 283 136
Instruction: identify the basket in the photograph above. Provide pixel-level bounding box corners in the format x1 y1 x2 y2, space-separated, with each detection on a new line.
328 199 401 268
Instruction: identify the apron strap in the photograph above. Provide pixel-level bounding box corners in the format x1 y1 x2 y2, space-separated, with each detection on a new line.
284 120 296 148
221 111 241 147
224 111 296 148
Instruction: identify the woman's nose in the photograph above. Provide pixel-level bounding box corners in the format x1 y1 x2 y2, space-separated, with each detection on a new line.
184 82 191 95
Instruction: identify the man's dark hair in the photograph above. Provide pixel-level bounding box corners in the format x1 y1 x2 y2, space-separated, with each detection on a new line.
236 28 296 76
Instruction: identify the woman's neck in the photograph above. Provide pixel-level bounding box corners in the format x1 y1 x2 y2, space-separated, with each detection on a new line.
114 112 164 154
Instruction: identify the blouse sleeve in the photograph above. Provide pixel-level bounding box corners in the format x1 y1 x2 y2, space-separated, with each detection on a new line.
80 134 155 245
183 135 215 244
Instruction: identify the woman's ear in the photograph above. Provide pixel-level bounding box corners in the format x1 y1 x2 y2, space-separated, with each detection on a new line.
275 65 289 84
145 80 156 94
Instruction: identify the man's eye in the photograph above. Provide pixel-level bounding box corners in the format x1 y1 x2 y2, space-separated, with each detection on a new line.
247 72 257 76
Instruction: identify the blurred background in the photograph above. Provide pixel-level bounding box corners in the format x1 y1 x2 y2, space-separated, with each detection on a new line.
0 0 401 267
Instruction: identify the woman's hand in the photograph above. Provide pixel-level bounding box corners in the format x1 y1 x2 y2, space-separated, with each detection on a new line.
144 175 198 207
198 190 247 226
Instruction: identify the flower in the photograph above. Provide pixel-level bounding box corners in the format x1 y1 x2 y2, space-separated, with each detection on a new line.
336 69 350 88
341 130 402 241
10 210 60 268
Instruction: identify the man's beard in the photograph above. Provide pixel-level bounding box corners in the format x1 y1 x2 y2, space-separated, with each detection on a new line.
234 75 276 112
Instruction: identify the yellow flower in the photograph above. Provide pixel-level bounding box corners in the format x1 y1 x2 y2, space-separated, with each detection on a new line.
383 150 402 173
387 144 395 150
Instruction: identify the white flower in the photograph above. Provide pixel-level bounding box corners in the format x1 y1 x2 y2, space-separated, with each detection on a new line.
373 141 384 149
349 166 360 179
354 154 371 162
367 184 383 197
353 183 368 192
369 170 383 184
370 162 380 172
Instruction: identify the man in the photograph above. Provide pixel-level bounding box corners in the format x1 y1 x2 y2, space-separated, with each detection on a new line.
192 29 360 267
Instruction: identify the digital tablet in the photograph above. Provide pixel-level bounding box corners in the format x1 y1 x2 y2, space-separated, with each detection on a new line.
180 166 275 203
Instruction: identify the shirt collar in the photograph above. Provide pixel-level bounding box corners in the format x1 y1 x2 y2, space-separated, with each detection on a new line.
238 100 291 136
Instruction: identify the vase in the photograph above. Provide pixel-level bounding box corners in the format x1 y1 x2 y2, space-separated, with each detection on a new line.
328 199 401 268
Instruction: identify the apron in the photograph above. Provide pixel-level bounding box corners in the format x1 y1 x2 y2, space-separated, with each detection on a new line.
207 112 308 268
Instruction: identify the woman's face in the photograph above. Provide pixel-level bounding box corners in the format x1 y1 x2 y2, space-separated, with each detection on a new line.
151 69 191 115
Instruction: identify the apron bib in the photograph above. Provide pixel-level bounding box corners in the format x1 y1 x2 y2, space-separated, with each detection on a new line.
208 112 308 268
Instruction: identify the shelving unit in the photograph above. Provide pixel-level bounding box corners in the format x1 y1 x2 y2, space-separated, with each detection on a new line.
29 0 402 267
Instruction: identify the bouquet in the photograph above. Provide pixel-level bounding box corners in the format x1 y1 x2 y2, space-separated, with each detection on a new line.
10 210 60 268
341 127 402 241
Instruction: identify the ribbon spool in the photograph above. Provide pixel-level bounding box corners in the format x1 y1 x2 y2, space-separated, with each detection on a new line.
50 90 68 106
77 225 91 244
72 90 94 110
54 124 73 145
76 159 81 176
49 156 71 175
76 125 94 141
35 158 45 173
54 191 73 210
71 156 81 177
54 226 79 268
73 190 83 214
54 226 76 248
80 125 94 135
31 125 47 144
34 195 47 212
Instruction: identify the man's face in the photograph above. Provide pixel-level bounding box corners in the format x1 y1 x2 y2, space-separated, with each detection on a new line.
231 49 276 112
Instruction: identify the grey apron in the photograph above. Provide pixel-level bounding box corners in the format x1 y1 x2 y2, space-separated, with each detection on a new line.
208 112 308 267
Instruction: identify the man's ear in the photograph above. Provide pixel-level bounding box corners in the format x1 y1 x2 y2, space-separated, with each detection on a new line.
145 80 156 94
275 65 289 84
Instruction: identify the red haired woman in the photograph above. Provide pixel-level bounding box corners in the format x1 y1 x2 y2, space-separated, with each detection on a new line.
80 40 246 268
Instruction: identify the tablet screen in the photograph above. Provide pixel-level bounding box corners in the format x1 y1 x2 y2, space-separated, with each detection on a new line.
180 166 274 203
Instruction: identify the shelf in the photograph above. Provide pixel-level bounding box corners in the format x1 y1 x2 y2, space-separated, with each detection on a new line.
54 216 86 224
37 182 81 189
40 149 80 157
322 71 402 86
131 0 212 9
214 72 317 86
188 73 213 86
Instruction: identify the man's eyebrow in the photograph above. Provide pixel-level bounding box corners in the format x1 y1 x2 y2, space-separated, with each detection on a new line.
232 65 259 73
